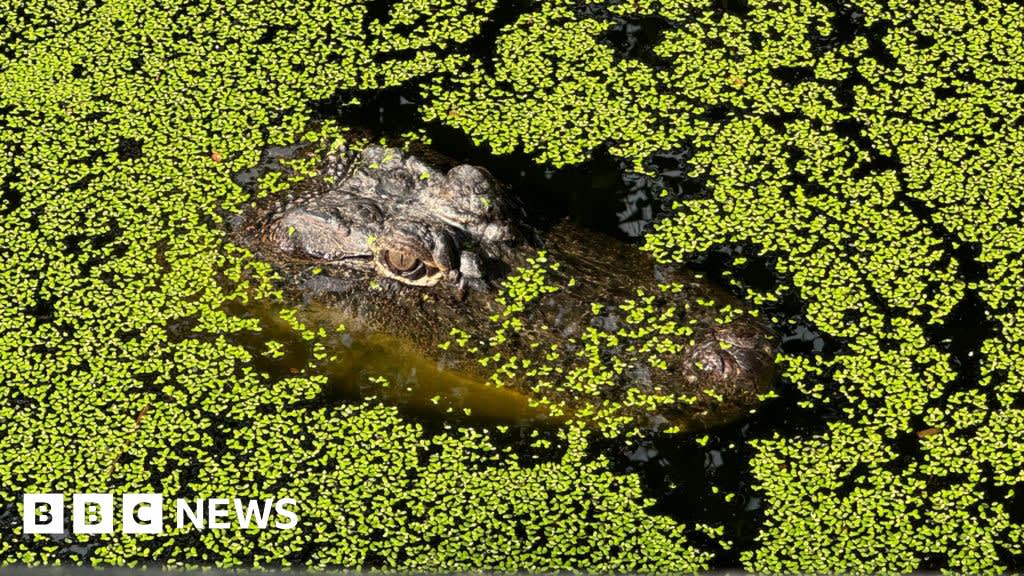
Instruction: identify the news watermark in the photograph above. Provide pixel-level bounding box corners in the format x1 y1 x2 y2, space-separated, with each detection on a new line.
22 494 299 534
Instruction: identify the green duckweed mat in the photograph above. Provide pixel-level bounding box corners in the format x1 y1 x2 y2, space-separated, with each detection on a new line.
1 0 1022 571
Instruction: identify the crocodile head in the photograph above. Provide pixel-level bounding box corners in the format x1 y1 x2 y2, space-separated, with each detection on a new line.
252 143 528 293
231 141 778 432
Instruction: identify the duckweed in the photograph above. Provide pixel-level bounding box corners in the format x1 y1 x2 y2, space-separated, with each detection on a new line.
3 0 1023 571
436 251 739 432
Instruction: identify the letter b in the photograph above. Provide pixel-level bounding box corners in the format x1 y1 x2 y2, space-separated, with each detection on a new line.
73 494 114 534
23 494 64 535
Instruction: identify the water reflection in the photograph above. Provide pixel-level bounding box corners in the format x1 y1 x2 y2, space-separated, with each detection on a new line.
222 298 556 427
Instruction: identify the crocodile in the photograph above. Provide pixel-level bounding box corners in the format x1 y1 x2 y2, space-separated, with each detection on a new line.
229 140 777 432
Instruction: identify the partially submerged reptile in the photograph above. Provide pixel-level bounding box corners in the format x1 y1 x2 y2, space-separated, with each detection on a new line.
229 140 777 431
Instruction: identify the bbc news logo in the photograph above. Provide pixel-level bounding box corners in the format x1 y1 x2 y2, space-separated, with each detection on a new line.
23 494 299 534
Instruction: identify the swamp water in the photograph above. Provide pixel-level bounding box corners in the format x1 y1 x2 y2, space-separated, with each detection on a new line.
4 0 1012 569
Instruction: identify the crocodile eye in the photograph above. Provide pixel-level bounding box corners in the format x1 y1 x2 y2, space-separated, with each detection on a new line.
382 249 432 280
384 250 419 272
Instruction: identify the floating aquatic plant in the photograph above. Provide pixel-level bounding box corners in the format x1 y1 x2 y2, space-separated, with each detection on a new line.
2 0 1023 571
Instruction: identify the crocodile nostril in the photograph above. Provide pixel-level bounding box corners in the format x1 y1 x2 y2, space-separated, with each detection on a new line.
693 342 730 376
688 318 778 394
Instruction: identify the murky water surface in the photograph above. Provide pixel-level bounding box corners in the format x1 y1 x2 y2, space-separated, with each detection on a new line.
3 0 1006 568
222 297 557 427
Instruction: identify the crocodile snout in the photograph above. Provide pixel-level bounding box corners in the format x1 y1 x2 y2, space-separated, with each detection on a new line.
681 315 778 424
692 318 776 383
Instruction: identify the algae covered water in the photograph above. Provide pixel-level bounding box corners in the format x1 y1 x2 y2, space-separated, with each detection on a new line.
2 0 1021 570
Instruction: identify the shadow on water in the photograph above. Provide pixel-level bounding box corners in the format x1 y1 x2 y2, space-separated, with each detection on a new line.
311 86 688 242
